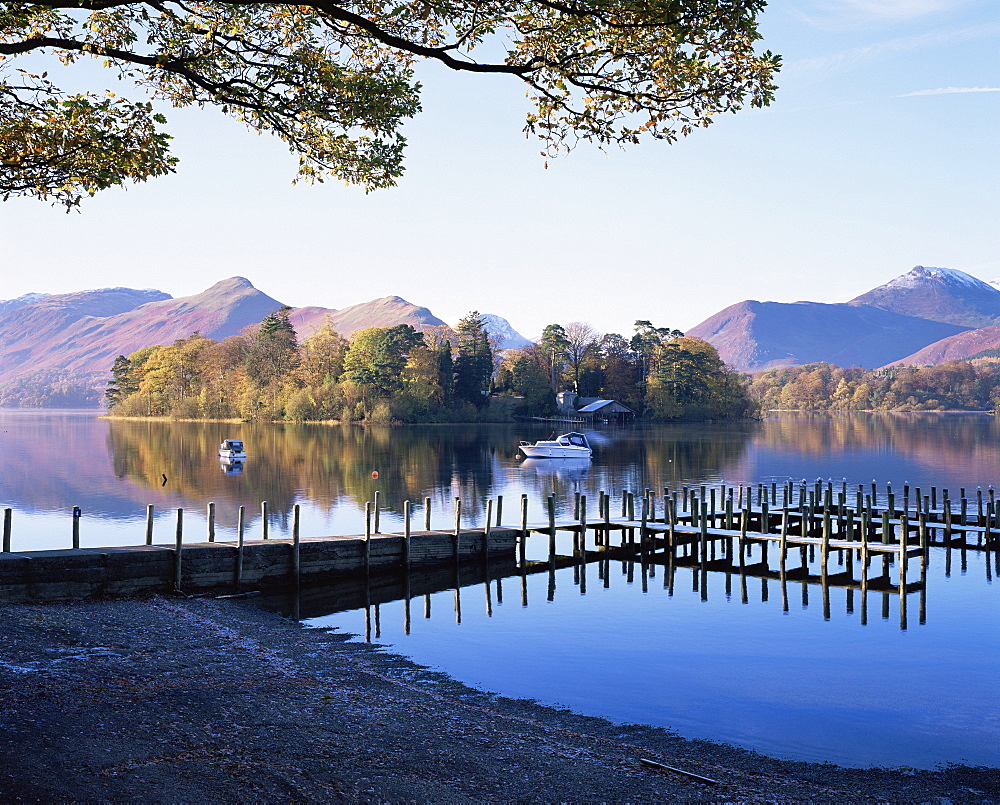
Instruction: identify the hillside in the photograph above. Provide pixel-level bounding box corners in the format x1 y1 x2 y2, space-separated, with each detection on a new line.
290 295 447 339
0 280 449 407
850 265 1000 328
886 323 1000 367
686 299 967 372
687 265 996 373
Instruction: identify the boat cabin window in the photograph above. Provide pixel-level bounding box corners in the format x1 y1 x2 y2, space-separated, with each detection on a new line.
567 434 587 447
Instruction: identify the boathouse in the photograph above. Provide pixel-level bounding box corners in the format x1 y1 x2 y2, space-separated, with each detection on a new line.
576 399 636 424
556 392 636 423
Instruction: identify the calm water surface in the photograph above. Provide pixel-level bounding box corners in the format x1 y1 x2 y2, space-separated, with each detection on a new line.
1 410 997 768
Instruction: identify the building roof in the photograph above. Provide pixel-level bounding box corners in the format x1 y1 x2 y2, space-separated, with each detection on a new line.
577 399 634 413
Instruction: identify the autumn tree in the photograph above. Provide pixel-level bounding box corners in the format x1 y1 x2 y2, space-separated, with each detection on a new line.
0 2 780 207
342 324 423 402
496 345 552 415
563 321 602 394
598 332 642 408
299 318 349 387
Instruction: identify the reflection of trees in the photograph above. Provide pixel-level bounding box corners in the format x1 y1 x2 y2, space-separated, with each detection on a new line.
106 421 526 524
598 422 760 486
759 412 1000 472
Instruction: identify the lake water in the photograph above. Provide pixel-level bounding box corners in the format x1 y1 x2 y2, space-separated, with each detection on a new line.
1 409 998 768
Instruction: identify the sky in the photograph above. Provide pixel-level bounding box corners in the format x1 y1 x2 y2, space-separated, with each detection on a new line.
1 0 997 340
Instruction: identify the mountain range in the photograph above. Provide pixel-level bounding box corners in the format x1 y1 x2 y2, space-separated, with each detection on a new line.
5 264 1000 408
0 278 527 407
687 266 1000 372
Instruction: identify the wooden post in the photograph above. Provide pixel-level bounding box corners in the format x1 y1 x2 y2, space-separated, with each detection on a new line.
145 504 154 545
484 499 492 558
821 507 831 576
207 502 216 543
72 506 81 549
173 508 183 593
2 508 10 552
547 495 556 560
580 494 588 561
860 509 870 568
918 510 928 553
404 500 412 569
640 495 648 549
291 504 301 592
424 496 431 531
364 501 372 576
779 507 789 558
235 505 245 592
519 494 528 566
374 490 381 534
453 497 462 562
496 495 503 528
261 500 269 540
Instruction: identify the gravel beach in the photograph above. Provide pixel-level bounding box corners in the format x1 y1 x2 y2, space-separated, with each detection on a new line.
1 595 996 802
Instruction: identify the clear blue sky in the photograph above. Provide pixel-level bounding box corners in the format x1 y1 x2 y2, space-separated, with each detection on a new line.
1 0 997 340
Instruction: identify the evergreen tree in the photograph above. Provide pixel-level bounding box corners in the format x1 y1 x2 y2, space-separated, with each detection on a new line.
246 307 300 388
453 312 494 407
540 324 570 392
105 355 137 409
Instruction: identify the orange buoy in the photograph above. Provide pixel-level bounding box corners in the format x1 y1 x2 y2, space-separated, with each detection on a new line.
372 471 379 479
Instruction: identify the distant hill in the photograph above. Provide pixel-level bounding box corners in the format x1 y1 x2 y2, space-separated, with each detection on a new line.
850 265 1000 328
686 299 967 372
291 295 447 339
0 279 448 407
0 292 50 318
886 323 1000 367
687 265 996 373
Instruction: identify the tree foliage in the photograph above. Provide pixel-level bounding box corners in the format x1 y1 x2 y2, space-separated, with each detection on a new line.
1 1 780 206
495 319 755 421
747 360 1000 413
453 311 493 407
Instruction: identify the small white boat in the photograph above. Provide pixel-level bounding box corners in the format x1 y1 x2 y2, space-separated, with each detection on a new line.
519 432 592 459
218 438 246 461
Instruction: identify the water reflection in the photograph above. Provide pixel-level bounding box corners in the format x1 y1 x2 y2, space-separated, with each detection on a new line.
296 539 1000 769
281 527 938 632
4 410 1000 550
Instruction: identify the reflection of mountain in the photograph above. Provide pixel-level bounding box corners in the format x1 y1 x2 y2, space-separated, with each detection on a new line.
0 412 193 519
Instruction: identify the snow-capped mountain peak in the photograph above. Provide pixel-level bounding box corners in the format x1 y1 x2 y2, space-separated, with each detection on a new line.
476 314 533 350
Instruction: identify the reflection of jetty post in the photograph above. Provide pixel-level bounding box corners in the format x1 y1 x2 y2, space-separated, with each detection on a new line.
514 478 1000 630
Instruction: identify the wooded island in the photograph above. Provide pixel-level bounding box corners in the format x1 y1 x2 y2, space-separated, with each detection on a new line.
104 311 756 423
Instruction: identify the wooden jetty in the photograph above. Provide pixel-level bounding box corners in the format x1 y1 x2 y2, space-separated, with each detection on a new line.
0 479 995 612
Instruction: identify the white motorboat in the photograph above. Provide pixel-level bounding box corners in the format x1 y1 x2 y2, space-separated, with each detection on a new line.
218 438 246 461
518 432 592 459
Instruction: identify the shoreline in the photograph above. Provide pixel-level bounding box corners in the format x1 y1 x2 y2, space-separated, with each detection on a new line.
1 595 996 802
